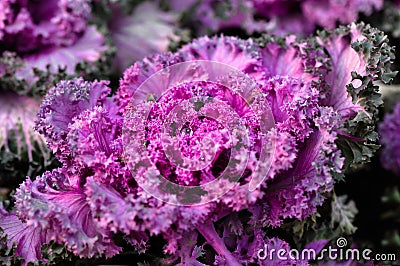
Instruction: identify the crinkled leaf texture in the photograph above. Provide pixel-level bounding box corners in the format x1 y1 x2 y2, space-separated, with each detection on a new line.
2 23 395 264
35 78 113 162
1 168 122 264
0 208 48 266
321 23 397 169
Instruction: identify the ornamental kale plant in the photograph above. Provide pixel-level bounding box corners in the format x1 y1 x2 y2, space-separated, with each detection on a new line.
0 22 395 265
379 102 400 174
170 0 383 36
0 0 110 193
0 0 108 91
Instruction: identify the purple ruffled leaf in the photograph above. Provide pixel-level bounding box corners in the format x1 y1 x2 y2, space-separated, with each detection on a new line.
16 26 107 84
317 25 368 119
117 52 183 110
86 177 211 240
36 78 112 158
67 106 122 165
179 35 263 81
14 169 121 258
261 108 343 226
0 208 48 265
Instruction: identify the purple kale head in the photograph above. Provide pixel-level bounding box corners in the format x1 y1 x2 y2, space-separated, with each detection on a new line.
0 0 108 89
0 23 395 265
379 102 400 174
170 0 383 36
252 0 383 35
0 0 90 52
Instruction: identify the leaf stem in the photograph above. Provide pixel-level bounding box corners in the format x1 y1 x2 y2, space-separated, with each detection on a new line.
197 221 241 266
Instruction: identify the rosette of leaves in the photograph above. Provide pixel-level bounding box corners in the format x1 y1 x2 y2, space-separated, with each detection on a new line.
0 22 395 265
